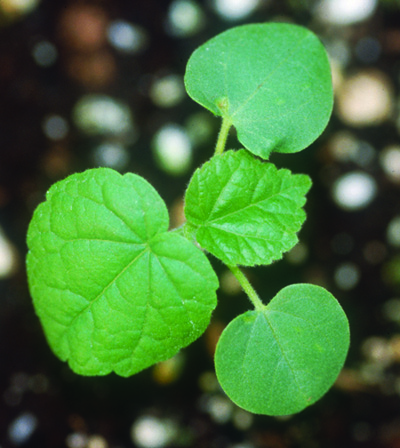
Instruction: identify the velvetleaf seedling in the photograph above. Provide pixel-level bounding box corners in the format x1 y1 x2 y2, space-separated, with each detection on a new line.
26 23 350 416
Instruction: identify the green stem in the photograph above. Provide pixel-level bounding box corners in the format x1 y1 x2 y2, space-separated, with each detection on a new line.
214 117 232 156
228 265 265 311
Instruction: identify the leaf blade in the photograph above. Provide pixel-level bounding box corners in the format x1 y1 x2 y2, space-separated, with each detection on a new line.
27 168 218 376
184 23 333 158
184 149 311 266
214 284 350 415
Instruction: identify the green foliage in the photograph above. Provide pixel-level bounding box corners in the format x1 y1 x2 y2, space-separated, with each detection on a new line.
184 149 311 266
27 168 218 376
26 22 349 416
184 23 333 159
215 284 350 415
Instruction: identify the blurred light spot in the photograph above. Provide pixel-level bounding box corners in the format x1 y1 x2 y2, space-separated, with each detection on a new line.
362 336 392 364
198 371 220 393
232 408 253 431
32 41 58 67
0 0 40 17
332 171 377 210
169 197 185 229
336 70 393 126
66 433 88 448
59 4 107 52
352 422 372 442
165 0 205 37
285 242 308 264
363 240 387 264
316 0 377 25
382 256 400 286
382 298 400 323
88 435 108 448
0 227 17 278
334 262 360 290
42 115 69 140
353 142 376 167
331 232 354 255
152 124 192 176
29 373 49 394
150 74 185 108
387 216 400 247
185 112 215 147
93 143 129 170
8 412 38 445
206 395 233 424
328 131 359 161
107 21 148 53
211 0 260 21
220 269 242 295
328 132 375 167
152 354 184 385
326 39 351 67
66 51 116 88
131 416 176 448
73 95 135 138
380 145 400 183
355 37 381 64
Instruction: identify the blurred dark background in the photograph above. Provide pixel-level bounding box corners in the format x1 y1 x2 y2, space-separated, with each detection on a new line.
2 0 400 447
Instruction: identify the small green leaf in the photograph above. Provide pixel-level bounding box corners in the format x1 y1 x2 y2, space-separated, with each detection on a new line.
214 284 350 416
184 23 333 159
27 168 218 377
184 149 311 266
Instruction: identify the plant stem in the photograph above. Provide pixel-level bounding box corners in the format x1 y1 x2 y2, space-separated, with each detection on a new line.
228 265 265 311
214 117 232 156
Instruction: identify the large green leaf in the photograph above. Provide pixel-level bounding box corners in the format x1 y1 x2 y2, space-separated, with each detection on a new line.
27 168 218 377
214 284 350 416
184 149 311 266
184 23 333 159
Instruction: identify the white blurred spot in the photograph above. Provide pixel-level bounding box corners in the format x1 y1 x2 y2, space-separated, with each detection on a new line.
152 124 192 175
131 416 176 448
150 74 185 108
73 95 135 138
88 435 108 448
362 336 392 364
66 432 88 448
336 70 393 126
42 115 69 140
206 395 233 424
93 143 129 170
107 21 148 53
0 227 17 278
316 0 377 25
165 0 205 37
32 41 57 67
8 412 38 445
387 216 400 247
334 262 360 290
332 171 377 210
380 146 400 183
211 0 260 21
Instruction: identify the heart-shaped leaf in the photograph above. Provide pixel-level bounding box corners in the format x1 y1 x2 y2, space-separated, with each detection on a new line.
184 149 311 266
27 168 218 377
214 284 350 415
184 23 333 159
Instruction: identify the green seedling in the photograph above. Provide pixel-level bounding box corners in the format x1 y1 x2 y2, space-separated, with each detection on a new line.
26 23 350 416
